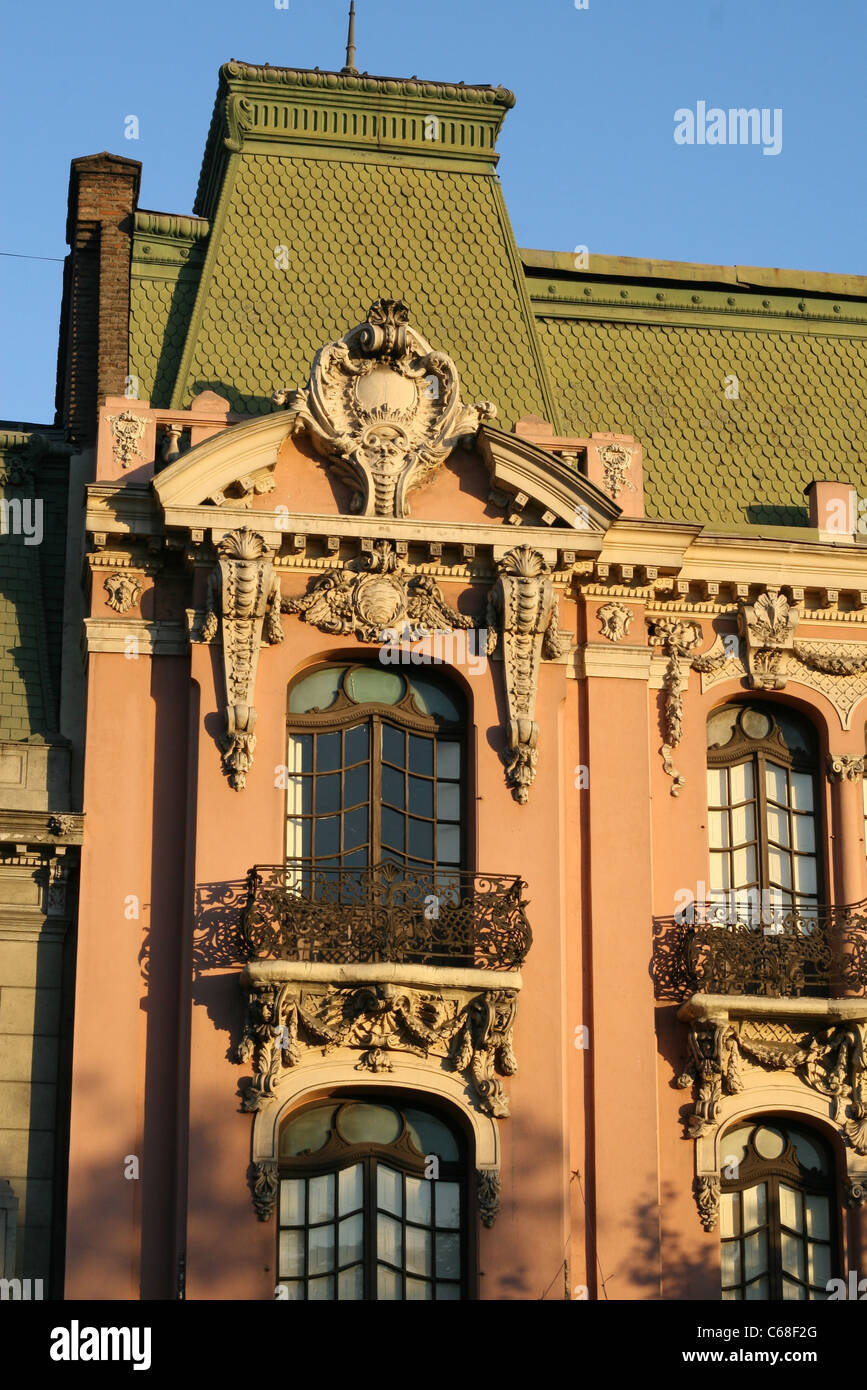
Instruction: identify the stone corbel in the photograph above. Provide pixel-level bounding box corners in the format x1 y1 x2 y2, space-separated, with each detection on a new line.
477 1169 501 1227
251 1160 279 1221
738 586 800 690
202 528 284 789
486 546 570 804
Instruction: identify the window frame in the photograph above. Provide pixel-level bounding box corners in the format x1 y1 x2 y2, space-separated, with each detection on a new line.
276 1094 476 1301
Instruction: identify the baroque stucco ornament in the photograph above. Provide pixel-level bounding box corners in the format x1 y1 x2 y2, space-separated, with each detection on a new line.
486 547 570 805
272 298 496 517
648 621 729 796
201 529 284 789
827 754 866 782
283 540 472 644
103 572 142 614
237 979 519 1120
598 443 636 502
738 586 800 690
106 408 150 468
597 601 633 643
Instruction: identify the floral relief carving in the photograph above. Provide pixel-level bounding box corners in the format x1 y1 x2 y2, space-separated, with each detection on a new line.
106 409 150 468
738 587 800 690
251 1160 279 1221
477 1170 501 1228
282 540 472 644
597 443 636 501
597 601 633 643
486 546 570 805
237 979 520 1120
103 572 143 614
272 298 496 518
701 635 867 732
201 529 284 790
649 621 728 796
695 1176 720 1232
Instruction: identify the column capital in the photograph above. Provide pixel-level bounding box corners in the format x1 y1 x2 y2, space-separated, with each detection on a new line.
826 754 866 783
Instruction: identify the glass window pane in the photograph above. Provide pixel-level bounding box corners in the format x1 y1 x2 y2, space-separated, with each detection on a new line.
708 810 729 850
279 1228 305 1277
344 764 368 810
406 1226 432 1276
805 1194 830 1240
382 765 405 809
743 1230 768 1281
742 1182 767 1233
339 1104 402 1145
435 1182 461 1229
377 1265 401 1299
409 677 461 721
307 1275 335 1300
382 725 405 766
707 768 727 807
437 742 461 779
719 1192 739 1239
766 805 790 846
290 669 344 714
406 1277 433 1300
338 1214 364 1267
793 815 816 853
409 735 434 776
288 733 313 774
808 1241 832 1288
720 1239 741 1288
317 733 341 773
436 1283 461 1300
315 774 340 815
781 1230 805 1280
308 1174 335 1223
338 1265 364 1300
338 1163 363 1215
377 1214 402 1266
345 724 369 766
765 763 788 805
406 1176 432 1225
314 816 340 857
277 1281 304 1300
343 806 368 852
793 856 817 896
279 1177 307 1223
377 1166 403 1216
790 771 814 812
436 1231 461 1279
709 853 731 892
745 1276 769 1300
732 846 757 887
382 807 405 852
405 1111 460 1163
437 824 460 863
409 818 433 859
281 1106 337 1159
731 802 756 846
707 707 739 749
286 816 311 862
437 782 461 821
782 1278 807 1300
286 776 312 816
730 762 754 803
792 1129 829 1174
768 848 792 890
409 777 434 817
308 1224 335 1275
344 668 406 706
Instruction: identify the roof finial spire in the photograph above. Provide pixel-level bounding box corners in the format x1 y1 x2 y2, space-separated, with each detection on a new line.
342 1 358 74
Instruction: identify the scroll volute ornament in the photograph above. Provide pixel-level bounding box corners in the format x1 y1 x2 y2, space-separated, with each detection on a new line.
272 298 496 518
202 528 283 789
486 546 569 804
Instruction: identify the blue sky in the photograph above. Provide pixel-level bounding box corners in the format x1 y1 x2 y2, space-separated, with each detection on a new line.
2 0 865 423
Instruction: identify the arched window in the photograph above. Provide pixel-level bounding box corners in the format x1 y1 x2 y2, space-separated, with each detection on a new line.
276 1096 467 1301
286 664 465 874
706 703 821 916
719 1119 839 1300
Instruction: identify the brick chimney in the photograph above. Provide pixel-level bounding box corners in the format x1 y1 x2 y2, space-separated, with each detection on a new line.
55 153 141 448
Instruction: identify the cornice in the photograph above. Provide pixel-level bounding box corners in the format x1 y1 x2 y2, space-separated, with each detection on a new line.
0 810 83 847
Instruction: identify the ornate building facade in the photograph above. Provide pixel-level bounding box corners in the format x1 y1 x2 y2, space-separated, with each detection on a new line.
4 47 867 1301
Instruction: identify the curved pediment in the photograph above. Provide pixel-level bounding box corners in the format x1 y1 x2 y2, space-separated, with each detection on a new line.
154 412 292 511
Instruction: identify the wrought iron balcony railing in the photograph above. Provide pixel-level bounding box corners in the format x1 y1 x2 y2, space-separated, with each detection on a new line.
652 898 867 1000
240 861 532 970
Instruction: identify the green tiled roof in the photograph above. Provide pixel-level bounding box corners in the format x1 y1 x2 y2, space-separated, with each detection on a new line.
129 213 208 408
171 152 556 425
0 431 72 739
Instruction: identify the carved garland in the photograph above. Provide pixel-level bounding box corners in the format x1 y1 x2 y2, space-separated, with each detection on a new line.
237 979 519 1121
486 546 570 805
648 620 728 796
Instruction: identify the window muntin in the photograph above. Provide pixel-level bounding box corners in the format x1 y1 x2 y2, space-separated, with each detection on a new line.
706 704 820 917
720 1121 837 1301
277 1098 466 1301
287 665 464 874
